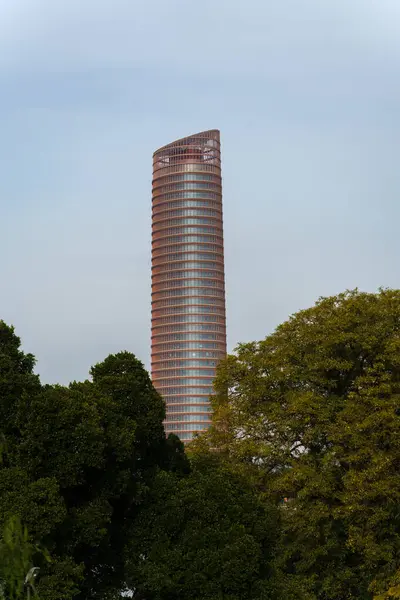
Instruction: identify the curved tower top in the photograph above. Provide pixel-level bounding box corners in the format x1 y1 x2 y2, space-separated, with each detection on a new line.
151 129 226 443
153 130 221 173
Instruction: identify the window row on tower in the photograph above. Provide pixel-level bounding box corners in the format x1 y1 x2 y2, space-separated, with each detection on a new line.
158 386 214 395
153 333 224 343
153 324 226 336
152 213 222 227
153 278 224 289
153 315 224 326
153 326 225 338
153 227 222 240
154 368 216 378
166 404 212 413
153 263 223 277
152 349 224 360
153 182 221 196
153 270 224 282
153 217 222 232
154 377 215 387
166 423 210 432
153 200 222 214
153 200 222 212
153 289 225 300
154 191 220 201
153 235 222 248
152 340 224 350
153 264 223 274
162 395 213 404
153 288 224 300
153 243 223 257
152 296 224 308
153 359 218 368
152 351 223 361
152 305 225 317
153 353 223 363
153 163 220 176
153 209 222 224
152 341 224 351
153 253 222 266
165 414 211 423
153 172 219 184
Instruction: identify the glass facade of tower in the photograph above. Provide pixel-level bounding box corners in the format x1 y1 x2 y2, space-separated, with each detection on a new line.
151 130 227 442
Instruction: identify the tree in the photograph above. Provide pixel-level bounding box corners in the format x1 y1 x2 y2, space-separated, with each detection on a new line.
0 322 185 599
125 454 280 600
0 516 45 600
199 290 400 599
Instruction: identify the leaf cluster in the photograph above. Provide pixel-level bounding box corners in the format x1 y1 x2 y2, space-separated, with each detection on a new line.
200 290 400 598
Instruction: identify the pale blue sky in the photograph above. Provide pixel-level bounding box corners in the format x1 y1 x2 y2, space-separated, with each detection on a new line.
1 0 399 383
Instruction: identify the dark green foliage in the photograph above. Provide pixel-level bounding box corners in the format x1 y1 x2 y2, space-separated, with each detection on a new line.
0 322 179 599
126 454 279 600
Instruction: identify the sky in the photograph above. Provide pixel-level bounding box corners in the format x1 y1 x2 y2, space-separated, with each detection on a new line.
0 0 399 384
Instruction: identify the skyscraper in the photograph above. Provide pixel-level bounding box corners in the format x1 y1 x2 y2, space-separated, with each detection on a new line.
151 130 227 442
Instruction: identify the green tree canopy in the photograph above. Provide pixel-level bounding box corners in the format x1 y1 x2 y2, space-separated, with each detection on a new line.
198 290 400 599
125 454 280 600
0 321 186 599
